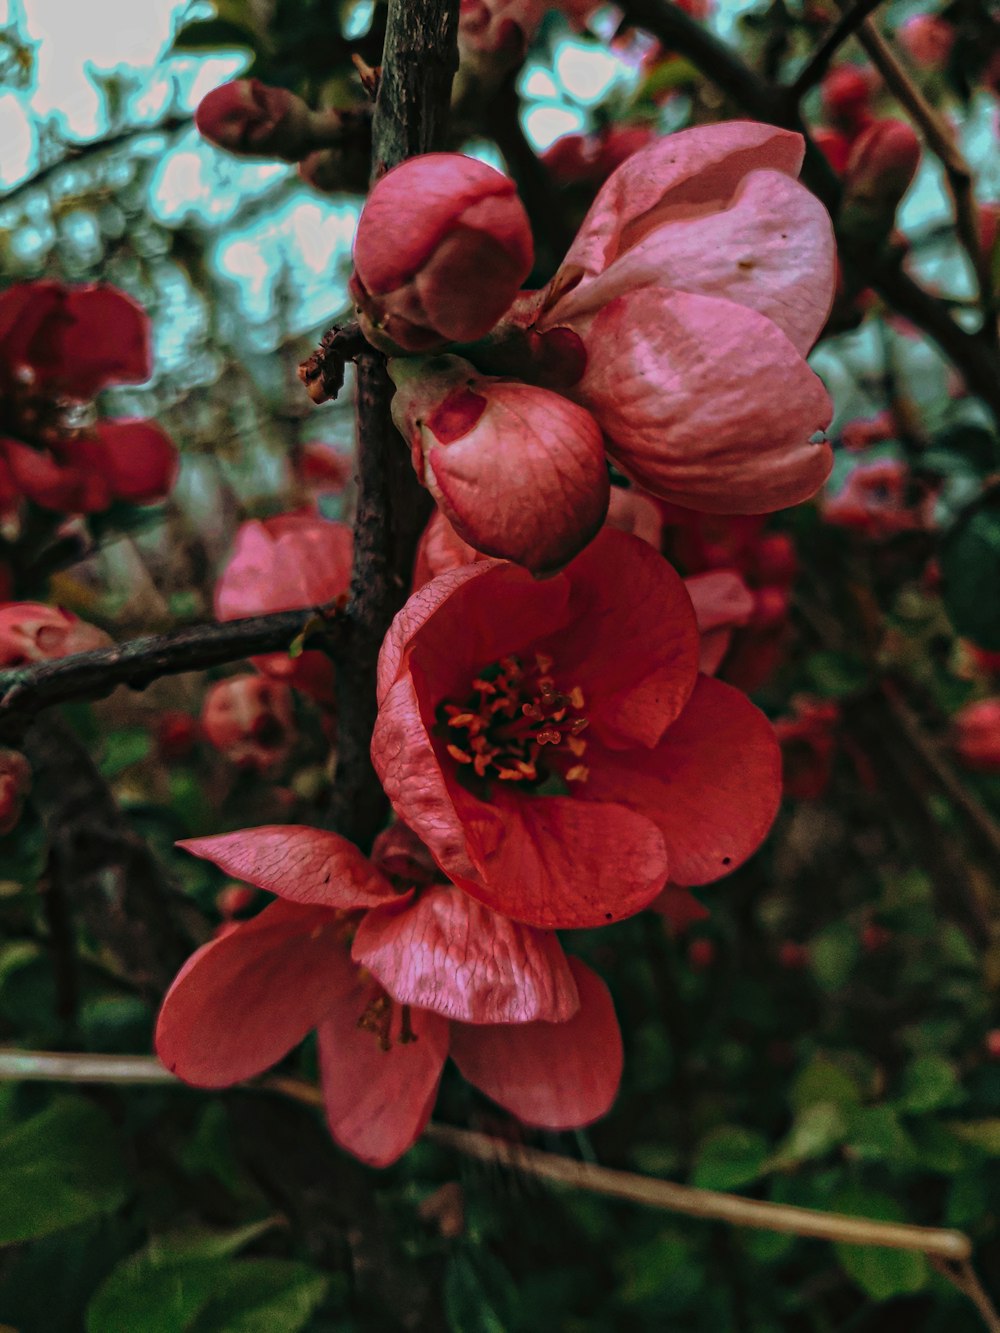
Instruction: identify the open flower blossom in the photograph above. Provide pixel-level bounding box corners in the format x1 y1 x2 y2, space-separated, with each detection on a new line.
389 355 608 573
372 528 781 930
349 154 533 354
529 121 836 513
0 282 177 519
157 822 622 1166
0 602 111 665
215 514 353 705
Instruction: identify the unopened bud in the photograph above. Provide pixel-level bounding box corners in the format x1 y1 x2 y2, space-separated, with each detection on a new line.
389 355 608 574
953 698 1000 773
821 65 873 132
897 14 955 70
201 675 295 773
842 119 921 238
349 153 533 354
196 79 345 162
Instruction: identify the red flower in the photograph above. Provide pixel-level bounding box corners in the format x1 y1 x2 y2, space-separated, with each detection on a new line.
372 528 781 929
215 514 353 705
349 154 533 354
0 282 177 516
0 748 30 835
953 698 1000 773
685 569 754 675
897 15 955 69
774 696 840 800
533 121 835 513
157 823 622 1166
389 355 608 573
822 459 935 538
0 602 110 664
200 675 296 773
821 65 874 134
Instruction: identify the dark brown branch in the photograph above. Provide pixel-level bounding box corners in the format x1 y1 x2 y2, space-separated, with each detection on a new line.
617 0 1000 422
324 0 458 848
0 604 346 736
298 320 366 404
789 0 886 101
21 717 202 1002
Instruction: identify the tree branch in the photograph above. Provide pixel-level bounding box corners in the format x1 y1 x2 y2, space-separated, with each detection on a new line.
0 604 346 737
789 0 885 101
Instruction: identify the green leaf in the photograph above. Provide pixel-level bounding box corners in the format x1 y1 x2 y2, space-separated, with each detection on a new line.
692 1126 770 1191
844 1106 918 1166
0 1099 130 1244
791 1055 863 1113
188 1260 328 1333
947 1119 1000 1154
897 1054 961 1114
444 1250 516 1333
99 728 151 778
171 18 259 52
831 1186 929 1301
804 650 870 699
768 1103 847 1171
809 923 860 991
940 504 1000 649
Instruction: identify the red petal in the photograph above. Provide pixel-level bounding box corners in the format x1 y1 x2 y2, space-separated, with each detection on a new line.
450 958 622 1129
532 528 699 748
574 288 833 513
23 284 152 397
93 419 178 503
317 987 449 1166
582 675 782 886
352 884 579 1023
178 826 397 908
156 900 352 1086
2 438 111 513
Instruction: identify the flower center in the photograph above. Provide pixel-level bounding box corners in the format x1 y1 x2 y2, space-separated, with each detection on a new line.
356 991 416 1052
438 652 589 787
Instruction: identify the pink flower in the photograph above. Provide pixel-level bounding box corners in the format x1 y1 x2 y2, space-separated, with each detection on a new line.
953 698 1000 773
195 79 344 161
157 823 622 1166
897 15 955 70
0 749 30 835
0 282 177 516
841 410 898 452
542 124 656 188
349 154 533 354
0 602 111 664
774 696 840 800
821 65 874 134
200 675 296 773
844 119 922 217
533 121 835 513
372 528 781 929
389 355 608 573
822 459 935 538
685 569 755 674
215 514 353 705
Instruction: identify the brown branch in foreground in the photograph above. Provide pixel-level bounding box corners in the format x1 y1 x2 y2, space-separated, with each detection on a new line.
616 0 1000 422
0 1051 975 1263
323 0 457 848
839 5 997 342
0 604 346 737
789 0 886 101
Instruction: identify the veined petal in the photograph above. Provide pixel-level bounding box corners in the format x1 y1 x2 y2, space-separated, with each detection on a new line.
553 168 835 355
352 884 579 1024
573 288 833 514
155 900 351 1086
582 675 782 886
317 987 449 1167
178 826 397 908
450 957 622 1129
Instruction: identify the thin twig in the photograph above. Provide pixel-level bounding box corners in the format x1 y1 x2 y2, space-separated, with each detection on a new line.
0 1050 974 1263
0 603 345 734
838 4 996 341
932 1257 1000 1332
789 0 885 101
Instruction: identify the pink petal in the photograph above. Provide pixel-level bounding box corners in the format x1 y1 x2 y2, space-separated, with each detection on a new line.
156 900 352 1086
686 568 754 672
650 884 711 932
551 122 806 296
532 528 699 749
573 288 833 513
465 789 668 929
317 987 449 1166
178 826 397 908
554 169 835 356
215 515 353 620
352 884 579 1023
582 675 782 886
450 958 622 1129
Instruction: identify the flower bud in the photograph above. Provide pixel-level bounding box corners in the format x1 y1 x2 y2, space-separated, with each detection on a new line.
750 533 798 585
821 65 873 132
0 602 111 665
0 748 30 835
953 698 1000 773
897 15 955 69
196 79 344 162
842 120 921 240
389 355 608 574
350 154 533 354
156 711 200 762
688 937 716 970
201 675 295 774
